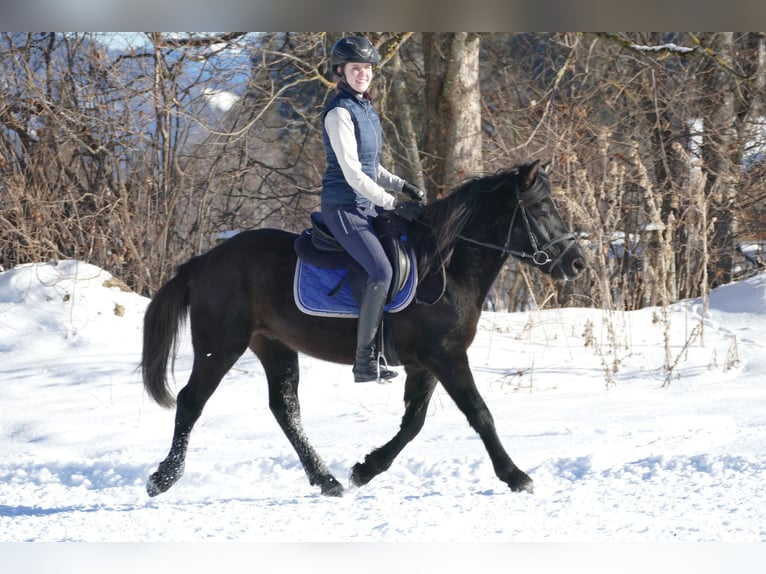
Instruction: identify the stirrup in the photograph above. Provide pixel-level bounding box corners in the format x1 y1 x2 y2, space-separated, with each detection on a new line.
375 353 397 384
353 354 397 383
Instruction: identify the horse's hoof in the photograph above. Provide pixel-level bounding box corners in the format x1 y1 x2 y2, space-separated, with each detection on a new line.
509 474 535 494
146 474 165 497
146 468 181 497
349 463 366 487
319 476 344 497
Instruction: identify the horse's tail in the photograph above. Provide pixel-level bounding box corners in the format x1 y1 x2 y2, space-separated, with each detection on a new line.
141 258 197 408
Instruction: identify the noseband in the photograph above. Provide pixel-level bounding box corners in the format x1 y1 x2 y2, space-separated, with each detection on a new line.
457 177 576 267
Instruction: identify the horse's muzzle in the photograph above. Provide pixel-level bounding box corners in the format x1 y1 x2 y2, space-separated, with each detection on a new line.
550 240 586 281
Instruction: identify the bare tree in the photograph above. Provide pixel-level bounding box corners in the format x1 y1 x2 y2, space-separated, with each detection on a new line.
422 32 483 197
3 31 765 314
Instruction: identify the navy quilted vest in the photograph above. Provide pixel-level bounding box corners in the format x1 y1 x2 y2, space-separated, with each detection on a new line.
321 84 382 209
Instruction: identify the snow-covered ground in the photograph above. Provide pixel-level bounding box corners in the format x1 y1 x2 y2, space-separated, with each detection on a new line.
2 260 765 567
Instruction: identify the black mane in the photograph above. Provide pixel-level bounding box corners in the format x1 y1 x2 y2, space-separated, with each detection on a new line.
409 168 521 277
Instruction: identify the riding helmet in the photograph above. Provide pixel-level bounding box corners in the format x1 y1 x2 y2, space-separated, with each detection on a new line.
330 36 380 75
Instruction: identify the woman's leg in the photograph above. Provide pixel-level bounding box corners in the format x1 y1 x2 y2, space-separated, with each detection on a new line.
323 207 395 381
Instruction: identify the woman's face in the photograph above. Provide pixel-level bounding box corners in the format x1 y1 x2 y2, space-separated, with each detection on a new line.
342 62 373 94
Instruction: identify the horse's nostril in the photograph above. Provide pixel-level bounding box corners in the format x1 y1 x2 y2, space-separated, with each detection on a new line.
572 258 585 274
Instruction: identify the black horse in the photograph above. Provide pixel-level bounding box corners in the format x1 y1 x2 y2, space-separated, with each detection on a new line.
141 160 585 497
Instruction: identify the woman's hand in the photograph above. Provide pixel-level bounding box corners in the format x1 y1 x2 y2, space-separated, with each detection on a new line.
394 200 424 222
401 182 425 203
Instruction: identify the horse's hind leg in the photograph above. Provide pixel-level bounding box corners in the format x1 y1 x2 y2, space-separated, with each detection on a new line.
253 335 343 497
351 368 438 487
147 341 247 497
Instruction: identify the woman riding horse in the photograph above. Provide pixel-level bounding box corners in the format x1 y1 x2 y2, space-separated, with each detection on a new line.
321 35 425 382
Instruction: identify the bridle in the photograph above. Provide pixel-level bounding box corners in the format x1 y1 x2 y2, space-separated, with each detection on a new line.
456 176 576 267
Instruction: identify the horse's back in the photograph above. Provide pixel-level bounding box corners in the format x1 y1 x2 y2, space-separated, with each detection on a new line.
199 228 297 269
217 227 297 250
183 227 298 308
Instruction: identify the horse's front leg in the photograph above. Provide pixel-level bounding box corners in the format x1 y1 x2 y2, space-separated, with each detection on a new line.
435 352 534 493
351 369 438 487
255 337 343 497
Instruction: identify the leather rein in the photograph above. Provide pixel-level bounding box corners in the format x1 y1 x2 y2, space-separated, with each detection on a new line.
456 178 576 267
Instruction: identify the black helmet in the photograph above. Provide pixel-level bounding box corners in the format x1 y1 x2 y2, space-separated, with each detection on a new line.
330 36 380 75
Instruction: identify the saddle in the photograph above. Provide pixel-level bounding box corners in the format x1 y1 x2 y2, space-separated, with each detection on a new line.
293 212 415 308
293 210 447 312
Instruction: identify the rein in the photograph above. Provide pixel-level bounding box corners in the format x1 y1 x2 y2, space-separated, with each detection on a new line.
456 177 575 267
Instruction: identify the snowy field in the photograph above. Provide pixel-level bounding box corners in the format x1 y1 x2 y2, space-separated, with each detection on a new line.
1 260 765 569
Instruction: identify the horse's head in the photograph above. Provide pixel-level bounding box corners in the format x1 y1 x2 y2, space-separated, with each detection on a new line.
504 160 585 281
450 160 585 281
414 160 585 282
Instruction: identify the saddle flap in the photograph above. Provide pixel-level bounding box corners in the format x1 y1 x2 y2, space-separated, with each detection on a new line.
374 215 411 298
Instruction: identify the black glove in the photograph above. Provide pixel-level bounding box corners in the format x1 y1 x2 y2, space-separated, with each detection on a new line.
394 200 424 222
401 182 425 203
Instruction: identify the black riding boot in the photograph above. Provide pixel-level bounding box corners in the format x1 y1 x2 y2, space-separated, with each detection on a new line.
352 281 398 383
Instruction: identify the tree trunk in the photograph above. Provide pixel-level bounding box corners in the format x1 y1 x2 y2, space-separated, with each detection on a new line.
389 49 427 192
422 33 482 197
702 32 737 288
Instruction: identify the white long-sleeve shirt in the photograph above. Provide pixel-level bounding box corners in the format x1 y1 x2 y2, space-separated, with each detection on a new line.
324 105 404 211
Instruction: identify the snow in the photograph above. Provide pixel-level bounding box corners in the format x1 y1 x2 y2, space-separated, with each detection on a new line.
202 87 240 112
632 42 695 53
2 260 766 567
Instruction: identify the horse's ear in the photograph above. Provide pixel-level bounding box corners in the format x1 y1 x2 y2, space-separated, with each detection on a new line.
520 159 541 189
541 159 552 173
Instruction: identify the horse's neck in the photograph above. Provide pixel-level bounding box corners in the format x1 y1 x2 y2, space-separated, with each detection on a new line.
447 242 508 308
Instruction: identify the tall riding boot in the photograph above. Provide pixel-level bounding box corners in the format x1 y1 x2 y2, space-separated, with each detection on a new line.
352 281 397 383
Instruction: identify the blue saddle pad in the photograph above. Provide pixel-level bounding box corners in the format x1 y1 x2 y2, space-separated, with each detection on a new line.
293 253 417 318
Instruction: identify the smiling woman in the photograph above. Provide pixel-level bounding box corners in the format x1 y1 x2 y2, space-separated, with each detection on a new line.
321 35 426 382
343 62 374 93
